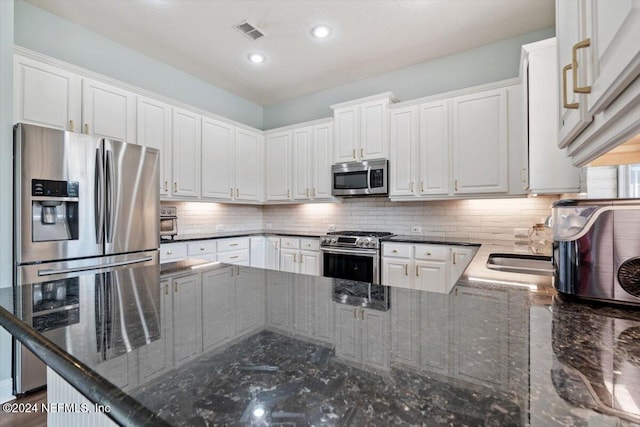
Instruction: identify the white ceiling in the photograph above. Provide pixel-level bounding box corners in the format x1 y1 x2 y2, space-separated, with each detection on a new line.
26 0 555 106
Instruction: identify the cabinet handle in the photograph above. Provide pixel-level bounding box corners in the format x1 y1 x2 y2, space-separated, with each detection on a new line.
230 243 238 246
164 283 168 295
405 264 408 276
392 249 397 253
200 247 205 251
231 267 234 277
173 282 178 293
453 252 457 265
230 188 233 197
312 188 316 197
306 188 309 198
236 266 240 276
230 256 238 259
352 149 356 159
410 182 414 192
521 168 527 185
236 188 239 198
353 308 357 319
454 179 459 191
69 120 74 132
174 182 178 192
572 38 592 94
562 64 579 109
84 124 89 134
360 309 365 320
287 189 291 198
166 250 172 255
416 265 419 277
300 255 304 264
164 181 168 192
293 254 297 263
360 148 364 158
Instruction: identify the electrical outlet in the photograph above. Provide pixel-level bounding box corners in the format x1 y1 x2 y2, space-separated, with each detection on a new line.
514 228 529 238
328 224 336 232
216 224 225 231
264 223 272 229
411 226 422 233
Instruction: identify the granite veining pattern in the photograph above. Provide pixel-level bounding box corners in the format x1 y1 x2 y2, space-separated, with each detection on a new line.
1 260 639 426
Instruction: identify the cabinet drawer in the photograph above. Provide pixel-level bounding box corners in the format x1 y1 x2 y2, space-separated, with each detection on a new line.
218 249 250 265
187 240 217 256
300 238 319 251
160 243 188 263
217 238 249 252
382 243 411 258
280 237 300 249
414 244 449 261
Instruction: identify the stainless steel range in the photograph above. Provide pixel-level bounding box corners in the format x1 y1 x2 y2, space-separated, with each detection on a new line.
320 231 394 284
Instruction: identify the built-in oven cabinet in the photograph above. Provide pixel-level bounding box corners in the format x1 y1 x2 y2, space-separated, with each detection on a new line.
331 93 396 163
334 303 390 371
382 242 476 292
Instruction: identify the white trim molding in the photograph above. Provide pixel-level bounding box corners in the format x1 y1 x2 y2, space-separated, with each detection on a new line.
0 378 15 403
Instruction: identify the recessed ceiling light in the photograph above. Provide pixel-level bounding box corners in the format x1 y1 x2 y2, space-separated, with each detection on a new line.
312 25 332 39
248 53 265 64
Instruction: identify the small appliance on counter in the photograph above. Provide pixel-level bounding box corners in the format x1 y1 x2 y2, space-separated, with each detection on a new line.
160 206 178 240
552 199 640 307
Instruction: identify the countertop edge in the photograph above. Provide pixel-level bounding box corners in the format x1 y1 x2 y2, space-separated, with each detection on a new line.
0 306 169 427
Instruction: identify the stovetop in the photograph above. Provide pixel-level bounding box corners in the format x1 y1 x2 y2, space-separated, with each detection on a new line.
327 231 395 238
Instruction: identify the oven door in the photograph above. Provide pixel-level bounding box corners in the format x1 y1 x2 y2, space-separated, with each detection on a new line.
321 247 379 284
159 217 177 237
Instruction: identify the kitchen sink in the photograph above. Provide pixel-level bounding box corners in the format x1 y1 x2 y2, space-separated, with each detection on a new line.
486 253 554 276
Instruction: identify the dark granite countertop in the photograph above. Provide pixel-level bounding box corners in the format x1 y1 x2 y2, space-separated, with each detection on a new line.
383 235 482 246
1 262 639 426
161 230 324 243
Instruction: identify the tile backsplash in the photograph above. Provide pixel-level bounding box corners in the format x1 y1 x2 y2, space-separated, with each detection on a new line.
165 196 559 242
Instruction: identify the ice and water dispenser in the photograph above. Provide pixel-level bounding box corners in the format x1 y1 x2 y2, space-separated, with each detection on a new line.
31 179 79 242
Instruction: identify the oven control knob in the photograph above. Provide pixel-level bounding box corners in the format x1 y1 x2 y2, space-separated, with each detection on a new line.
330 238 337 244
356 239 363 246
320 237 327 243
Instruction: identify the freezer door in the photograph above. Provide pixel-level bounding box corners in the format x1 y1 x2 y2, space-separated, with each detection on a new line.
103 139 159 255
15 123 103 264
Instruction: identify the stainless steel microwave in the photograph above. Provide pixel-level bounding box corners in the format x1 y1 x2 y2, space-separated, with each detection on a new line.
332 159 388 197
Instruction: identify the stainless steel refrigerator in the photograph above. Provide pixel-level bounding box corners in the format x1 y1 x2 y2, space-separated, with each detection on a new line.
13 123 160 394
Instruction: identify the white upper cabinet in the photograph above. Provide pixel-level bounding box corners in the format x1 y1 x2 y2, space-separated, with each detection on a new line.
82 78 136 142
234 128 262 202
14 55 81 132
389 106 417 197
137 96 172 197
292 127 312 200
265 131 292 201
452 88 508 194
556 0 640 164
172 107 201 197
419 101 450 196
202 118 235 200
331 93 396 163
311 122 334 200
521 39 581 194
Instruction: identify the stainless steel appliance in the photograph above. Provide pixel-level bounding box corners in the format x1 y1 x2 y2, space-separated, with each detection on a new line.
332 159 388 197
160 206 178 240
552 199 640 307
321 231 394 284
13 123 160 394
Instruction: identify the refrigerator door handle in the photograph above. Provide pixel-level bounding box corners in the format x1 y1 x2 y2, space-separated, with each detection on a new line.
95 148 105 244
37 256 154 277
105 149 116 244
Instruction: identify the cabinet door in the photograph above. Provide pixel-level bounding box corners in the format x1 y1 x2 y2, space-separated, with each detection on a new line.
265 131 292 201
14 55 81 131
361 309 389 370
266 272 292 332
556 0 592 147
420 292 450 375
419 101 450 195
300 250 321 276
389 107 417 197
292 127 312 200
138 280 173 383
452 88 508 194
360 99 389 159
250 237 266 268
172 273 202 366
415 260 448 293
453 286 508 388
201 268 235 351
292 278 313 337
381 258 411 288
280 249 299 273
202 118 234 200
313 281 334 343
586 0 640 114
235 129 262 201
451 246 476 286
391 288 419 367
265 237 280 270
172 108 201 197
312 123 334 200
334 304 360 363
137 96 172 197
334 107 359 162
82 78 136 142
235 268 265 335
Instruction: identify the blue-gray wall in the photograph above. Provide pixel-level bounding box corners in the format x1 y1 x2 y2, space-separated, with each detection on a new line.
263 27 555 129
14 0 264 129
0 0 14 399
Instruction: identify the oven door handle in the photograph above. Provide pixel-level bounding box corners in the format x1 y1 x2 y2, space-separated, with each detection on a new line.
321 247 378 256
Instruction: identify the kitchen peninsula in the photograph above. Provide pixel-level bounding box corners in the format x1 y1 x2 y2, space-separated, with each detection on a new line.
1 259 639 426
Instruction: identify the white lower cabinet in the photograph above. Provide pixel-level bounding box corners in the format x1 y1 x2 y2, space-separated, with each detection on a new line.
217 237 250 266
265 237 280 270
279 238 321 276
334 304 390 371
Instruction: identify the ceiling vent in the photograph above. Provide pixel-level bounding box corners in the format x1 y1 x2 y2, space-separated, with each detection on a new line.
235 21 265 41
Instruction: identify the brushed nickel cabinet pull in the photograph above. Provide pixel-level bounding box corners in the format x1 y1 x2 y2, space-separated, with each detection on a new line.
230 256 238 259
166 250 172 255
69 120 74 132
453 252 457 265
84 124 89 134
230 243 239 246
174 182 177 192
421 181 424 192
410 182 414 192
306 188 310 198
416 265 419 277
200 247 205 251
173 282 178 293
236 188 239 198
405 264 408 276
287 189 291 198
300 255 304 264
352 149 356 159
230 188 233 197
360 309 365 320
164 181 168 192
392 249 398 253
164 284 168 295
572 38 592 94
312 188 316 197
454 179 459 191
360 148 364 158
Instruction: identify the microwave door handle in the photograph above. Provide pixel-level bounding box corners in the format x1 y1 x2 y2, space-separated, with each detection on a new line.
367 166 372 192
95 148 105 244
